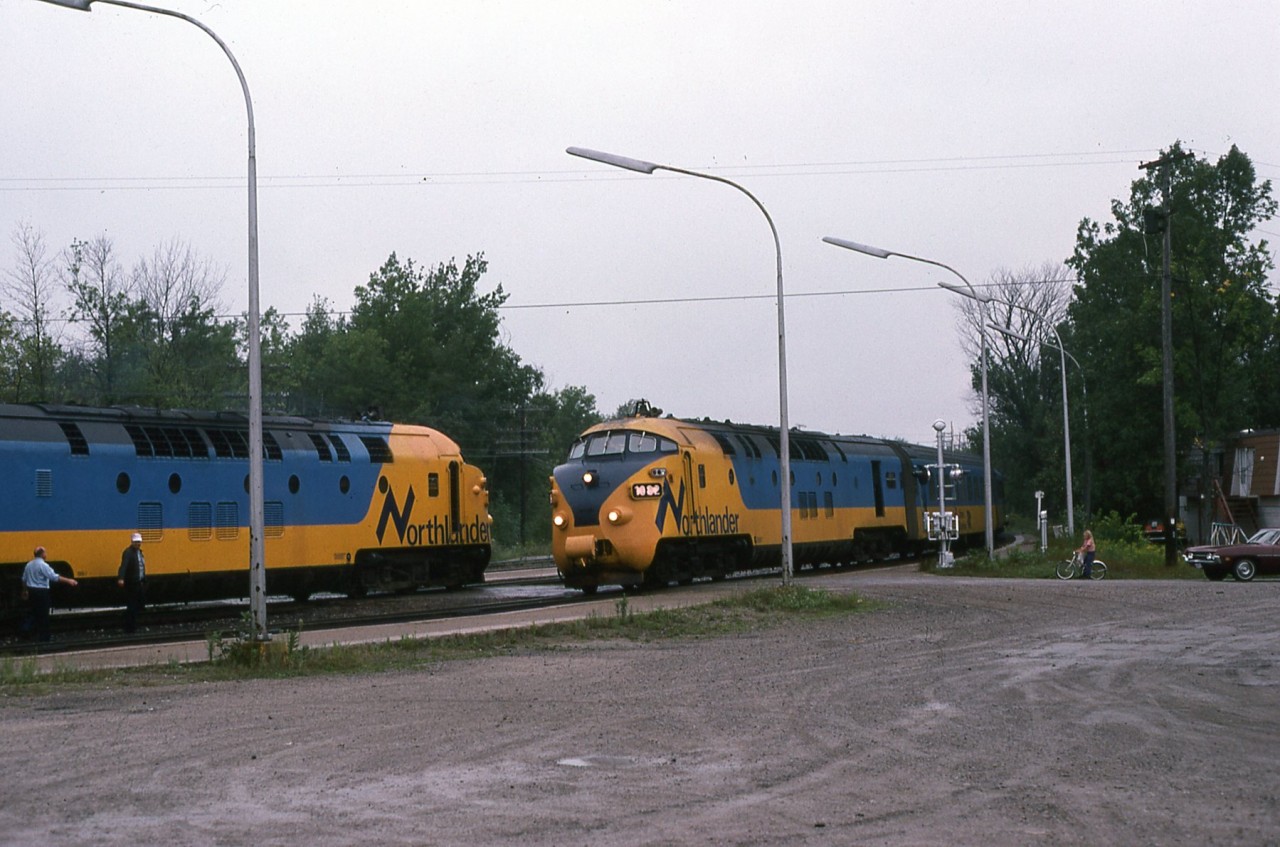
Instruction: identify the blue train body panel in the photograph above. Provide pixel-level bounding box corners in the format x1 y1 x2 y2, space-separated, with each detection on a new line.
0 403 492 614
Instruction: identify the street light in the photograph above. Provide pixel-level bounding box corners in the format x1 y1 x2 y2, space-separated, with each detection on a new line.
568 147 793 584
40 0 269 640
989 320 1079 536
823 236 994 556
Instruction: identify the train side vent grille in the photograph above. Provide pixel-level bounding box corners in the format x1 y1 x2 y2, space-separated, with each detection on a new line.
58 422 90 456
359 435 393 464
216 501 239 540
125 424 154 457
35 469 53 498
264 500 284 538
308 433 333 462
137 502 163 542
188 502 213 541
329 434 352 462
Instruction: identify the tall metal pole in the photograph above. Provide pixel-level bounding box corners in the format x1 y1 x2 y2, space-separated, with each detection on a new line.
1141 151 1190 567
569 147 793 583
41 0 269 636
933 419 949 569
822 237 994 557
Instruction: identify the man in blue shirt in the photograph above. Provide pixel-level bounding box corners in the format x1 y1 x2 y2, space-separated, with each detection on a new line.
22 547 78 643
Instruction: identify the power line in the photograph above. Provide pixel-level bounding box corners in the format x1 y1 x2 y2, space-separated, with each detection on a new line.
0 149 1161 192
7 277 1081 327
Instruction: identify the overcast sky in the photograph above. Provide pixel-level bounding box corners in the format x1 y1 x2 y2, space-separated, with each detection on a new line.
5 0 1278 446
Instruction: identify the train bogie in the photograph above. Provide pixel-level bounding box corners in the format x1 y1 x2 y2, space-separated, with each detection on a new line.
550 415 1002 592
0 404 491 616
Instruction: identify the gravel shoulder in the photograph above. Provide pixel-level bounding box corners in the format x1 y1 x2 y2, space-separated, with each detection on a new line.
2 568 1276 846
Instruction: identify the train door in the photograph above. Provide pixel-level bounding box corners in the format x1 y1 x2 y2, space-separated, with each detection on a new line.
871 460 886 518
682 451 699 516
448 460 461 535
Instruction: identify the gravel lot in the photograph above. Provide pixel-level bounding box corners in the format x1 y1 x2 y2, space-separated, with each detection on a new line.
2 567 1276 846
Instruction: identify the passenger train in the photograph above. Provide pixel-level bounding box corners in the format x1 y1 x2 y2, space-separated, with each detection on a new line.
1 403 491 616
550 413 1003 592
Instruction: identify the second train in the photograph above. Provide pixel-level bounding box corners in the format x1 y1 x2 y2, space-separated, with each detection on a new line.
550 413 1003 593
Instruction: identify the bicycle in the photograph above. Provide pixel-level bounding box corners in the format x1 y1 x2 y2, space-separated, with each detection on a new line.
1056 550 1107 580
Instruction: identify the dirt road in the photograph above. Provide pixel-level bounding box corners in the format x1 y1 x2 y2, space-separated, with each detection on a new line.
2 568 1276 845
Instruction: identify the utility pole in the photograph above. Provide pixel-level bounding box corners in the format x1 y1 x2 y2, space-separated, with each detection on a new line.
1140 150 1193 567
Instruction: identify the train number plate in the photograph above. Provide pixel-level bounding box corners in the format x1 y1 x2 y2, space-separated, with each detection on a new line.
631 482 663 499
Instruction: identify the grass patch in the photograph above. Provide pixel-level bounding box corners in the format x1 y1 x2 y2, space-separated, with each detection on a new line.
1 585 872 691
924 538 1201 580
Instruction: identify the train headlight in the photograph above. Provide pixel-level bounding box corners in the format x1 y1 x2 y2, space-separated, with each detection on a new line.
607 506 633 526
582 470 598 487
553 513 568 530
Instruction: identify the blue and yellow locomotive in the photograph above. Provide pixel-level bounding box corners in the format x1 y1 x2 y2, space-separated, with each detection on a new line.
550 413 1001 592
0 403 491 614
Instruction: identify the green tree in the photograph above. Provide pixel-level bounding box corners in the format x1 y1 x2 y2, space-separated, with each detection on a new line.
1065 143 1277 521
4 222 64 400
63 235 132 403
969 263 1078 521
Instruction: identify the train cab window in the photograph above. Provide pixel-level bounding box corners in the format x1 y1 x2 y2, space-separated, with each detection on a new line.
628 432 658 453
659 437 678 453
428 473 440 497
586 432 627 457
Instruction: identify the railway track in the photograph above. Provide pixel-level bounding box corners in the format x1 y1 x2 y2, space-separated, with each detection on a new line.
3 556 926 659
2 566 567 657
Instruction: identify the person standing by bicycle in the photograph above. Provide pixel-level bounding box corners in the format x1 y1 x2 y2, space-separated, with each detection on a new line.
1076 530 1097 579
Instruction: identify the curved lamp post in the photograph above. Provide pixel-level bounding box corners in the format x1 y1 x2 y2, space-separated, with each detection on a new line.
40 0 269 640
567 147 793 584
822 236 993 557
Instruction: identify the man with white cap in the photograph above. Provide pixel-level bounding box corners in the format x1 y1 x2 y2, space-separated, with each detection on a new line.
118 532 147 633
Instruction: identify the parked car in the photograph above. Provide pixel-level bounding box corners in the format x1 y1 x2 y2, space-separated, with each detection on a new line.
1143 518 1187 545
1184 528 1280 581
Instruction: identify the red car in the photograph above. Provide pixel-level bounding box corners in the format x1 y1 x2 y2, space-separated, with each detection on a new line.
1184 528 1280 581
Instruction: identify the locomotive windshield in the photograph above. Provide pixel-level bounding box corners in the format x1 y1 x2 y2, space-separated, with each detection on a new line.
567 430 678 460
